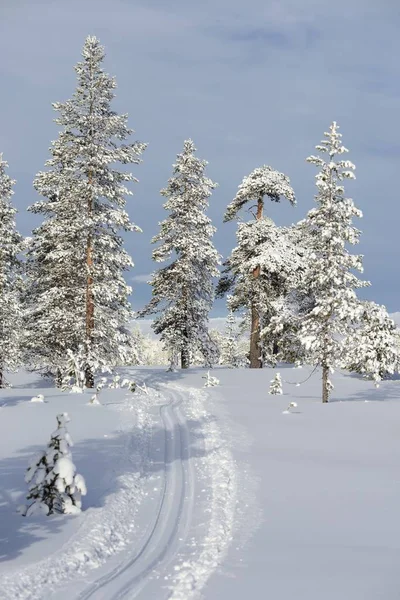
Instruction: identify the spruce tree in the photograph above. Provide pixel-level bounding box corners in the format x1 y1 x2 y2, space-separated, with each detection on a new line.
22 413 87 516
220 166 295 368
297 122 369 402
343 301 400 384
0 155 24 387
269 372 283 395
139 140 220 368
24 36 146 386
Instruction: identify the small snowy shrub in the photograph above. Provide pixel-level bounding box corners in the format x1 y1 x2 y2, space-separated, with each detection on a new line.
89 376 108 405
21 413 86 516
121 378 137 392
108 374 121 389
269 373 283 395
282 401 298 414
30 394 45 403
202 371 220 387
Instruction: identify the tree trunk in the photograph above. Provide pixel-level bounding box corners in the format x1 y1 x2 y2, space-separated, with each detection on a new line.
249 300 262 368
181 345 190 369
85 231 94 388
85 64 95 389
85 365 94 389
55 368 63 388
322 364 329 403
0 368 3 389
249 193 264 369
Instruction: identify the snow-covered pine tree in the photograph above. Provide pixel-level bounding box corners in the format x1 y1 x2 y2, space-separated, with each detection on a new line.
220 166 295 368
139 140 220 369
218 217 298 368
219 308 247 367
24 36 146 387
22 413 86 516
269 372 283 395
260 222 314 365
0 155 24 387
343 301 400 384
297 122 369 402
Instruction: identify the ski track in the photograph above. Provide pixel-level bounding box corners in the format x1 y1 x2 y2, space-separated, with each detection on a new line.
77 389 196 600
0 383 238 600
0 390 153 600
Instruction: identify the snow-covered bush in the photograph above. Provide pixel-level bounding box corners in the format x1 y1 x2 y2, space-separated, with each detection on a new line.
30 394 45 403
269 373 283 395
282 401 298 414
21 413 86 516
343 301 400 384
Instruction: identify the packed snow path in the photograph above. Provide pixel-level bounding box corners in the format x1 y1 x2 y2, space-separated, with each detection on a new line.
0 378 237 600
78 388 195 599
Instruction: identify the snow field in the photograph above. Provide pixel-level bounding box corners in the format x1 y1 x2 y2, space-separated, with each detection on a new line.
0 369 240 599
0 376 153 599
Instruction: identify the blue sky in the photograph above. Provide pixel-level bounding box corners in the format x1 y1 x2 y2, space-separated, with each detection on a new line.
0 0 399 315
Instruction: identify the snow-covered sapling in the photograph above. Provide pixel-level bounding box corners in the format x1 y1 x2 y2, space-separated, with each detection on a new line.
108 374 121 389
203 370 220 387
61 347 86 393
89 377 108 405
21 413 87 516
269 373 283 395
282 401 298 414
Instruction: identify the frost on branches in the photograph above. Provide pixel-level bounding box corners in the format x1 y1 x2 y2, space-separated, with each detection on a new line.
21 413 87 516
269 372 283 395
219 166 295 369
297 122 369 402
24 36 146 387
139 140 220 369
218 218 299 367
219 308 248 367
343 301 400 385
0 155 24 388
202 370 220 387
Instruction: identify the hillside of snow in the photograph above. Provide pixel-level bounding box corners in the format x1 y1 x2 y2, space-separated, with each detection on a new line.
0 366 399 599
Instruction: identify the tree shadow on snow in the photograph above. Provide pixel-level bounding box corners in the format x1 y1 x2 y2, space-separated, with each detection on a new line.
0 393 65 409
0 413 215 565
329 383 400 403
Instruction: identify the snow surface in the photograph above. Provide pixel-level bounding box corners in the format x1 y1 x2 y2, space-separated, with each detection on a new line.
1 367 400 598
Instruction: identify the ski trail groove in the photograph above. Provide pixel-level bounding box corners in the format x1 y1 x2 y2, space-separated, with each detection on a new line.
78 389 195 599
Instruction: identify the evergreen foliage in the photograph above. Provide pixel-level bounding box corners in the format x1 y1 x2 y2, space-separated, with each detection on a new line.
219 165 296 368
0 155 24 388
24 36 146 386
139 140 220 369
22 413 86 516
343 301 400 384
269 372 283 395
296 122 369 402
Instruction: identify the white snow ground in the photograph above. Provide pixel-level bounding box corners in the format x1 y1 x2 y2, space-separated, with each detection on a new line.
1 366 400 599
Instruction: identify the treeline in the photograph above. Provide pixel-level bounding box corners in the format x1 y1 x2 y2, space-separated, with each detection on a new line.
0 36 398 403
